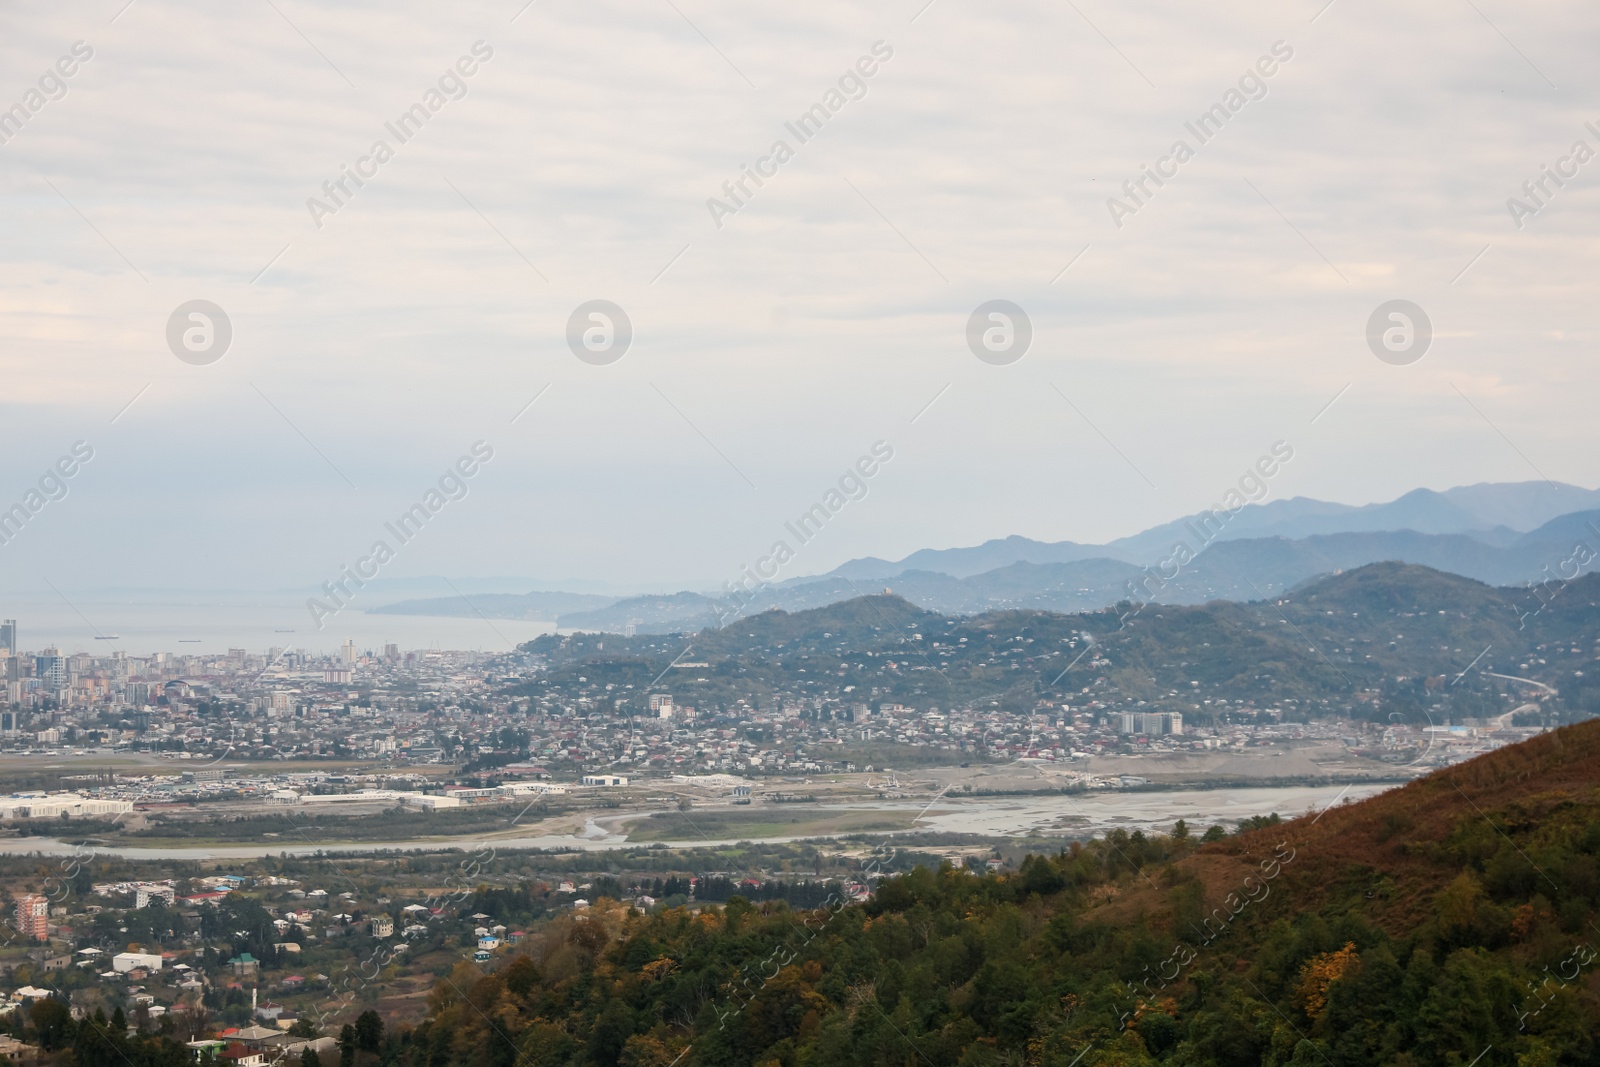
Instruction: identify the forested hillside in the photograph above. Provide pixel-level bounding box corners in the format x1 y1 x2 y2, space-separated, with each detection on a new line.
382 719 1600 1067
520 563 1600 722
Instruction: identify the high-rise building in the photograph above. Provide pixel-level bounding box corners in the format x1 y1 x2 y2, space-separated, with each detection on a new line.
0 620 15 654
35 652 66 689
1117 712 1183 736
15 894 48 941
341 640 357 665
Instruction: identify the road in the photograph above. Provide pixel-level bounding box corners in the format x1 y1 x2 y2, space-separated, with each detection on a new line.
1484 672 1557 694
1489 703 1541 731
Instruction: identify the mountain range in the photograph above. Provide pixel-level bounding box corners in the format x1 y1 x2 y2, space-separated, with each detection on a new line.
369 481 1600 633
517 562 1600 723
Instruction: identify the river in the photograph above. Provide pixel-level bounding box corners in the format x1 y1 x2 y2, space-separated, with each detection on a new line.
0 783 1394 861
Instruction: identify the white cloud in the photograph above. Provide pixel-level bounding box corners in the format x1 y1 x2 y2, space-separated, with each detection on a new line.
0 0 1595 595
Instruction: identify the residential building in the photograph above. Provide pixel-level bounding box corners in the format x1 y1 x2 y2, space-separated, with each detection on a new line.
14 895 47 941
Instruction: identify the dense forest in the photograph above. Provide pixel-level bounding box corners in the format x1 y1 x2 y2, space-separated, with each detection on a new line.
342 720 1600 1067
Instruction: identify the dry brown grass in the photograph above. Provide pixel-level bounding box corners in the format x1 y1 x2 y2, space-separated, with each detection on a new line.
1090 719 1600 938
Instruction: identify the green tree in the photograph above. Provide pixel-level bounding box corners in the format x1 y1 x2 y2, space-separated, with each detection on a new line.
28 997 74 1050
353 1010 384 1054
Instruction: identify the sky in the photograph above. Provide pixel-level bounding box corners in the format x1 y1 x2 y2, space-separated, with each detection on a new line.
1 0 1597 604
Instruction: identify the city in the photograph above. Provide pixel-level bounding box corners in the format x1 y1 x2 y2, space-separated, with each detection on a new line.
0 582 1564 847
6 0 1598 1058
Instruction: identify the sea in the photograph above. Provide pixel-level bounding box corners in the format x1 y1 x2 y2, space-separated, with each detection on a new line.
0 592 558 658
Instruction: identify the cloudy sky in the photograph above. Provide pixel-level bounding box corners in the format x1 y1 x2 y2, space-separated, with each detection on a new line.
1 0 1596 602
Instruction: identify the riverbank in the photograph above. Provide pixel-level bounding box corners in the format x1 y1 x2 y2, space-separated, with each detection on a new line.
0 782 1394 860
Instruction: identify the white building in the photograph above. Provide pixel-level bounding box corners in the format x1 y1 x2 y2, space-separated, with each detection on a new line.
581 775 628 787
496 782 567 796
405 794 462 810
112 951 162 973
0 793 133 819
299 789 440 805
135 884 176 909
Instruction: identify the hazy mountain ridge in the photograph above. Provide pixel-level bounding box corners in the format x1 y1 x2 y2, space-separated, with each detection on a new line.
830 480 1600 580
564 517 1600 634
367 483 1600 633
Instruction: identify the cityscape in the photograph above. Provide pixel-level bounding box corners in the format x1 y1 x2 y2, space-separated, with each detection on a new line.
5 0 1598 1062
0 590 1560 831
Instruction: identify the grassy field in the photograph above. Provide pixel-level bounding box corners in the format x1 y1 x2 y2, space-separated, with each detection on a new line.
624 807 917 843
